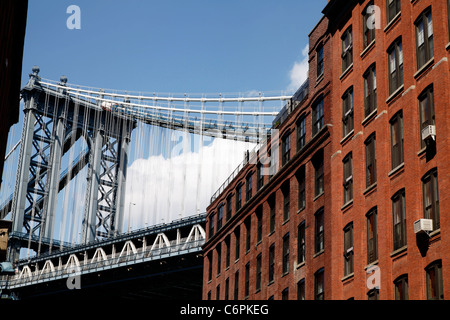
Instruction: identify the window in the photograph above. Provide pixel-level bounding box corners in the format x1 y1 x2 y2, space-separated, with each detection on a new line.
315 208 324 253
365 133 377 187
245 262 250 298
208 252 213 281
236 183 242 211
422 169 440 230
317 44 324 78
257 162 264 190
282 232 290 275
226 194 233 221
388 38 403 94
234 270 239 300
245 217 251 252
268 243 275 284
282 287 289 300
256 254 262 292
296 166 306 210
415 9 433 70
390 111 404 169
343 153 353 204
367 288 379 300
282 132 291 165
426 260 443 300
343 223 354 276
363 2 375 48
342 87 354 137
217 204 223 230
392 189 406 250
387 0 401 24
342 27 353 72
312 97 324 136
364 64 377 117
209 213 215 237
256 206 263 243
366 208 378 264
217 244 221 275
216 284 220 300
235 228 240 261
314 268 325 300
297 279 305 300
313 150 324 197
282 182 290 222
225 278 229 300
225 236 230 268
394 275 409 300
246 173 253 202
296 115 306 151
269 195 275 234
419 86 435 148
298 221 306 264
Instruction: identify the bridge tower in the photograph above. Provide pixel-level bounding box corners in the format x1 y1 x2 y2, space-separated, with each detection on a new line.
7 67 136 261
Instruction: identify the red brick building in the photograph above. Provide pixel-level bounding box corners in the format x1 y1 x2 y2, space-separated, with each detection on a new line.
203 0 450 300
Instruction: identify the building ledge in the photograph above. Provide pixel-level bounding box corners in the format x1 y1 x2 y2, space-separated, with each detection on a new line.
362 109 377 127
341 273 354 282
384 12 401 34
313 249 324 258
446 42 450 51
386 84 404 104
340 129 354 146
363 182 377 196
390 245 407 258
414 58 434 80
340 63 353 81
364 260 379 270
360 40 375 59
388 162 404 178
341 199 353 212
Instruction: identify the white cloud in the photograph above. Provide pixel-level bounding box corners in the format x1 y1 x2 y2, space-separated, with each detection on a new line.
124 135 254 231
287 44 309 93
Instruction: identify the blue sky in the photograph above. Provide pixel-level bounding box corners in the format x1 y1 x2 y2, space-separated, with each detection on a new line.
3 0 328 241
22 0 326 93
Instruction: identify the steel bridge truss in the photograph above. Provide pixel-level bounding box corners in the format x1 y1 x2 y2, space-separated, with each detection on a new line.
6 67 136 261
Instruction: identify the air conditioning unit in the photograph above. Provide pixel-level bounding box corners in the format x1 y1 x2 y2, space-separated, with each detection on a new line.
421 125 436 142
414 219 433 235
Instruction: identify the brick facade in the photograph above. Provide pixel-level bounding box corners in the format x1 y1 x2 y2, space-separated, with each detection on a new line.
203 0 450 300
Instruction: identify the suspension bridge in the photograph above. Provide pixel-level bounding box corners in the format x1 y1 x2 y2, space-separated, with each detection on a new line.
0 66 295 299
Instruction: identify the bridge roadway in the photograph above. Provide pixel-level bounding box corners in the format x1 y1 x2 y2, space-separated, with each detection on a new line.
0 213 206 300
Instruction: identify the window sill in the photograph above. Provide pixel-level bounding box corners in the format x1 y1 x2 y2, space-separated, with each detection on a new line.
341 273 354 282
297 206 306 214
282 218 290 226
296 261 305 270
313 249 324 258
340 63 353 81
446 42 450 51
414 58 434 80
360 40 375 59
313 191 324 202
341 199 353 212
388 162 404 178
390 245 407 258
340 129 354 145
363 182 377 196
362 109 377 127
386 84 404 104
315 74 324 87
364 260 379 270
384 12 401 33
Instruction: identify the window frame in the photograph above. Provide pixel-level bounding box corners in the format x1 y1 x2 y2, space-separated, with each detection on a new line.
388 38 403 95
315 208 324 253
297 221 306 264
343 152 353 205
342 87 354 137
313 150 324 197
364 64 377 117
268 243 275 284
312 97 324 136
343 223 354 276
392 189 407 250
365 133 377 187
236 183 242 211
426 260 444 300
226 193 233 221
317 43 324 78
363 1 375 49
415 8 434 70
282 232 290 275
282 131 291 166
386 0 401 24
246 173 253 202
342 26 353 72
418 85 435 149
314 268 325 300
390 111 404 169
366 207 378 264
296 114 306 151
282 181 290 222
422 168 440 230
296 166 306 210
394 274 409 300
